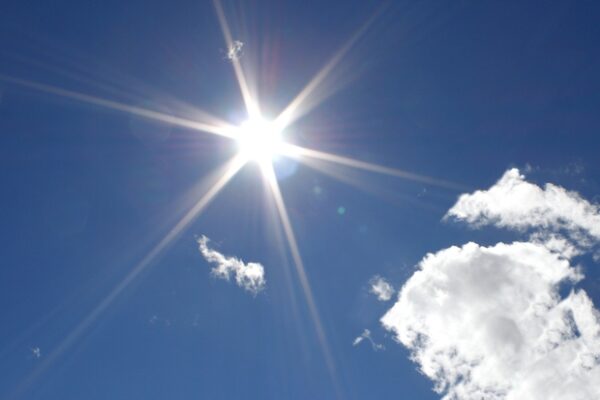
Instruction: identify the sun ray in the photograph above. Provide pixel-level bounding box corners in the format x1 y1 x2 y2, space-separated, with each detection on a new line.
3 5 473 397
11 155 246 398
286 153 451 214
281 143 469 191
213 0 260 119
262 164 341 396
0 74 237 139
273 6 384 132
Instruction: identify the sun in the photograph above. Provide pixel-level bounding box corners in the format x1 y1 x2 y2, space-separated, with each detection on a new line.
236 117 283 166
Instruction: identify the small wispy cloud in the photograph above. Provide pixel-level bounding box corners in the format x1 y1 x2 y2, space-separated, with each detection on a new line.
31 347 41 359
353 329 384 351
369 275 394 301
197 235 265 294
226 40 244 61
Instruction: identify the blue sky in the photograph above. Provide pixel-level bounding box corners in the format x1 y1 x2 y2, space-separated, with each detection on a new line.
2 1 600 399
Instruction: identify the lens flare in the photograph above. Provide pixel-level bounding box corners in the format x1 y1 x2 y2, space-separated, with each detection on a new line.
5 3 469 398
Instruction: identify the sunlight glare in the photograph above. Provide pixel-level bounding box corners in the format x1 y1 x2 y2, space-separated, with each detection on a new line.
237 117 283 166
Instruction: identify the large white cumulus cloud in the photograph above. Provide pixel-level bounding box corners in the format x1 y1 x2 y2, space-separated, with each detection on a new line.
382 169 600 400
382 242 600 400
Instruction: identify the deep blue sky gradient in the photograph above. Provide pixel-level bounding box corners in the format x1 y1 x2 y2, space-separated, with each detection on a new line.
1 1 600 399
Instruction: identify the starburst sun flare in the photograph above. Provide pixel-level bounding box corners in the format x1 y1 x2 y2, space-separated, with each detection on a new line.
2 1 464 397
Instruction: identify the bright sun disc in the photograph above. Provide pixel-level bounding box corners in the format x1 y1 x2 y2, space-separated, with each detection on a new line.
237 117 283 164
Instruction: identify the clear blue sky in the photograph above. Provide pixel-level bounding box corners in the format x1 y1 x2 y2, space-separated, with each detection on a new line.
1 1 600 399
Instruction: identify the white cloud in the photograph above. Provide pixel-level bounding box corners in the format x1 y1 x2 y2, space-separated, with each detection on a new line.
381 169 600 399
382 241 600 400
353 329 385 351
197 235 265 294
370 275 394 301
446 168 600 245
226 40 244 61
31 347 41 359
529 232 583 259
